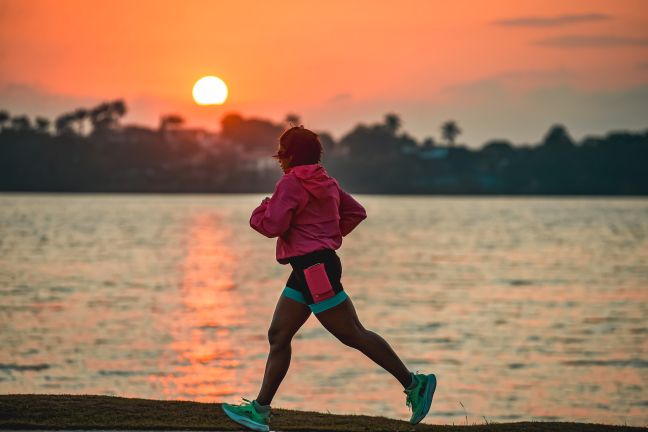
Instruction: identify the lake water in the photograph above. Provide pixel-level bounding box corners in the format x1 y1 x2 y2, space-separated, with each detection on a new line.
1 194 647 427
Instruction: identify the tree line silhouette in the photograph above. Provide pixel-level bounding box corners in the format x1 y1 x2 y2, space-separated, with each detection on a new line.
1 100 646 194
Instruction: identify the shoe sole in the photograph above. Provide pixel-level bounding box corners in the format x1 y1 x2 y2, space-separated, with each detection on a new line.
411 373 437 425
221 404 269 432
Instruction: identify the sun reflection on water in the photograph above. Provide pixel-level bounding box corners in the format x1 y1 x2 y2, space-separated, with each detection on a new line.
150 212 246 401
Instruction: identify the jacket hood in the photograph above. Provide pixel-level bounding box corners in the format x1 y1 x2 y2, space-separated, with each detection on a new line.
288 164 338 199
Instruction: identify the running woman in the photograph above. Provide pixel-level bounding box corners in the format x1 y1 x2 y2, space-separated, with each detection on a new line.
222 126 436 431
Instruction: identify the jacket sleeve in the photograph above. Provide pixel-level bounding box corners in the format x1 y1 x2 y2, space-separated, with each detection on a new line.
338 186 367 237
250 176 307 238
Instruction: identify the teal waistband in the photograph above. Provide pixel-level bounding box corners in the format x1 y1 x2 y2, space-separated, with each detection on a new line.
282 286 348 314
282 286 306 303
310 290 348 314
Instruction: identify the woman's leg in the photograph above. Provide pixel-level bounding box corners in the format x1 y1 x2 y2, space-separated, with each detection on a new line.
315 296 412 388
255 294 311 406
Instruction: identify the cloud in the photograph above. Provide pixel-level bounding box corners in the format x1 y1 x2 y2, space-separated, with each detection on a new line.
494 13 611 27
534 35 648 48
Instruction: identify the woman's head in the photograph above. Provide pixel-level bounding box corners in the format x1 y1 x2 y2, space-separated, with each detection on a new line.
273 126 323 172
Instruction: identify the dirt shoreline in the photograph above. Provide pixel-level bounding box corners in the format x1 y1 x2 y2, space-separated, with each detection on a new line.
0 394 645 431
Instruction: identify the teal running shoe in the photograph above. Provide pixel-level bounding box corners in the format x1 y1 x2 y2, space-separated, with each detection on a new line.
221 398 271 432
404 372 437 424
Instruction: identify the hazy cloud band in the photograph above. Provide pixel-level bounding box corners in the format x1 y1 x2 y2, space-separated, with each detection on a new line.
534 35 648 48
494 13 611 27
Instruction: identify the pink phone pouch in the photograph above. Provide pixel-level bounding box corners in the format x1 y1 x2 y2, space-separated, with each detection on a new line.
303 262 336 303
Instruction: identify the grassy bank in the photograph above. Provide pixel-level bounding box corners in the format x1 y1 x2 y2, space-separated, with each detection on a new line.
0 394 644 431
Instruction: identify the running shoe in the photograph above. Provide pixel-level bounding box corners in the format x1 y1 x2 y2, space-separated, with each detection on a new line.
221 398 270 432
404 372 437 424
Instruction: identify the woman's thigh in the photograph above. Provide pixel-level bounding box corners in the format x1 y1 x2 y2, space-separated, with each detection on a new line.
268 293 312 344
313 297 363 341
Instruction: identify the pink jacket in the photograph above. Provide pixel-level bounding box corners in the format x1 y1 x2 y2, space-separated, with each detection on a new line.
250 163 367 263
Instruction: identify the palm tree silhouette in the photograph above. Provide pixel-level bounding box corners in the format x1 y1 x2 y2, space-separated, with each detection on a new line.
11 116 32 132
284 113 301 128
441 120 461 147
55 113 74 135
111 100 127 118
35 117 50 134
160 114 185 131
384 113 401 135
0 110 9 132
73 108 88 135
89 99 127 133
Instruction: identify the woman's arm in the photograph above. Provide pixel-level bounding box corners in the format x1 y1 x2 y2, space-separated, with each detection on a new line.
250 175 307 238
338 187 367 236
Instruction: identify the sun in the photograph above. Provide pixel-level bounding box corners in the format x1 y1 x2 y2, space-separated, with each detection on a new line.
192 76 228 105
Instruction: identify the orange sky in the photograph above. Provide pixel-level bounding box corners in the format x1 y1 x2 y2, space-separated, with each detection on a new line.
1 0 647 145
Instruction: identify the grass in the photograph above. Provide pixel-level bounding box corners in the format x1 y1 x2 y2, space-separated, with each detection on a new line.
0 394 645 431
